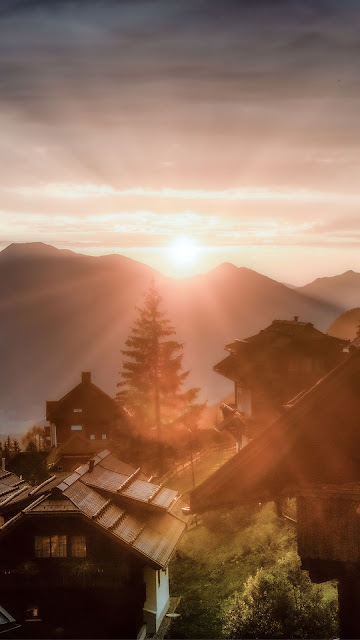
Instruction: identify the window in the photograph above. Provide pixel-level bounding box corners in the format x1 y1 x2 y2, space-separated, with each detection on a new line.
90 434 95 440
25 606 41 622
71 425 82 431
34 535 67 558
101 434 107 440
71 536 86 558
73 408 82 413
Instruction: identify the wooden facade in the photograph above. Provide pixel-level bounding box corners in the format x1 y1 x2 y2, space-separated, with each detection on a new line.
214 318 347 442
0 450 188 639
46 372 129 447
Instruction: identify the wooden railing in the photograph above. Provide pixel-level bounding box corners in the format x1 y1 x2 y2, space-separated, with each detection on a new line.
160 445 236 485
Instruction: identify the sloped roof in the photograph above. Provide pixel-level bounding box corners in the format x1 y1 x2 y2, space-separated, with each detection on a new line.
216 319 347 382
0 471 31 507
0 450 187 569
46 373 126 422
47 434 115 466
191 351 360 513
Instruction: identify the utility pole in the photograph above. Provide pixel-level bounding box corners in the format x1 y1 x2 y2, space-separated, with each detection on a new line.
188 428 195 488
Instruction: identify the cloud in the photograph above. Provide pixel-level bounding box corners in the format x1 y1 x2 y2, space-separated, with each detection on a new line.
6 182 360 205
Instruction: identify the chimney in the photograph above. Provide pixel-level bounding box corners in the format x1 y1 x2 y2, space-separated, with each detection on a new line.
88 458 95 473
82 372 91 384
294 316 299 323
1 458 5 472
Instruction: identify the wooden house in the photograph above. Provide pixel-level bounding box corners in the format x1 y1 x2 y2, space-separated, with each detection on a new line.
0 450 188 639
46 372 130 447
191 351 360 638
214 317 347 446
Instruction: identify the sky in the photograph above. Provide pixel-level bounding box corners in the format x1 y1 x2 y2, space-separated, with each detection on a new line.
1 0 360 283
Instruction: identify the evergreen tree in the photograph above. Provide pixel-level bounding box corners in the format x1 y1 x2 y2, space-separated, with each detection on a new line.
117 282 204 436
12 439 21 454
3 436 12 461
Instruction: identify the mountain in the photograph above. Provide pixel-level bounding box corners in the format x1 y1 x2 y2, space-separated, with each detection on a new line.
327 308 360 341
0 243 343 433
297 270 360 311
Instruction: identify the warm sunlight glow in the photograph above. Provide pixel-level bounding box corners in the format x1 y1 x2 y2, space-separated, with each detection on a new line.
168 237 200 268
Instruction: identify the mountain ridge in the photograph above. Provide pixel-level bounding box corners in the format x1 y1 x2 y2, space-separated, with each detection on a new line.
0 242 347 432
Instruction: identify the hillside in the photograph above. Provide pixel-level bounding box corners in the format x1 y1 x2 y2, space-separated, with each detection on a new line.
0 243 343 432
327 308 360 340
297 270 360 311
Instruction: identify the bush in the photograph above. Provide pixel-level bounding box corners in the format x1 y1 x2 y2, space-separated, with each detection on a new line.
221 552 338 639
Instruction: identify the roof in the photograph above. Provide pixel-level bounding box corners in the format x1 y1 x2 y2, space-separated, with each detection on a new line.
191 351 360 513
0 471 31 508
215 319 347 383
0 451 188 569
46 372 123 422
47 434 115 466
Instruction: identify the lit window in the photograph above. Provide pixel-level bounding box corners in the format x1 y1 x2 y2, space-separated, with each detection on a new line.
90 434 95 440
34 536 50 558
101 434 107 440
25 606 41 622
73 408 82 413
71 536 86 558
51 535 67 557
71 425 82 431
34 535 67 558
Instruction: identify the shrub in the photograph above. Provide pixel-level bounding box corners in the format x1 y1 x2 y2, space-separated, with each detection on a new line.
221 552 338 639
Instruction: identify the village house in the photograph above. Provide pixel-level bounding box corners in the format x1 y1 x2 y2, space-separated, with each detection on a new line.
214 317 347 447
191 349 360 638
45 372 130 448
0 450 188 639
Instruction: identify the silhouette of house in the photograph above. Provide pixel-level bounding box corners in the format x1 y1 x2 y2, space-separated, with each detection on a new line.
0 450 188 639
191 351 360 638
214 317 347 446
45 372 129 447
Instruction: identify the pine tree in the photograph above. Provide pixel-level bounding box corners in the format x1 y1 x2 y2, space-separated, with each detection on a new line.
117 282 204 436
12 439 21 455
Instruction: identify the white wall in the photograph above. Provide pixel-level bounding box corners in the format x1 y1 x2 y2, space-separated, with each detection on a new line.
236 384 252 416
143 565 170 634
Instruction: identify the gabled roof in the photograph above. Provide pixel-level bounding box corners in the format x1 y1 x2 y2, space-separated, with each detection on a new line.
216 319 347 382
0 450 188 569
46 372 121 422
191 351 360 513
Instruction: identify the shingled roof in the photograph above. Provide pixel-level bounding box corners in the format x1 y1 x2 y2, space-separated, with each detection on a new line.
0 471 31 508
215 318 347 383
191 351 360 514
0 451 188 569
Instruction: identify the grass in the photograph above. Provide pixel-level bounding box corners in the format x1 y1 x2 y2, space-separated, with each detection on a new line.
166 458 338 639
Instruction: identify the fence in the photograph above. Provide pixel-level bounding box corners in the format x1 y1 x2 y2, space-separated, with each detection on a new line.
160 444 236 486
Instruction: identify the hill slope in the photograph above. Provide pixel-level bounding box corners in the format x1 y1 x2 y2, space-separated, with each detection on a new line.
327 308 360 340
297 270 360 311
0 243 343 431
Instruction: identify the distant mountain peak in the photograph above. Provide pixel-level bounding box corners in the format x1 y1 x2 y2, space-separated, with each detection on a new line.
0 242 75 259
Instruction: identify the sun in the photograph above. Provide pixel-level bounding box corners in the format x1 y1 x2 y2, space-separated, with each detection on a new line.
168 236 200 267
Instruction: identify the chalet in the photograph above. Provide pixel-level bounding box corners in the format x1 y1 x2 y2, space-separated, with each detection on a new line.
46 372 129 447
190 350 360 638
214 317 347 446
0 450 188 639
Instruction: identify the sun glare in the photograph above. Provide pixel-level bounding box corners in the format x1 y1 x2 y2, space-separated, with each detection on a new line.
168 237 200 268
